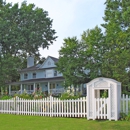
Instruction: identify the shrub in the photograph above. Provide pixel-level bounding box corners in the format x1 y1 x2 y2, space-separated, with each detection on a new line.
0 95 12 100
60 92 81 100
120 112 130 121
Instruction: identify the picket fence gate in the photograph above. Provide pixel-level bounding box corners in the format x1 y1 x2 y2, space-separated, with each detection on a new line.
0 94 130 119
95 98 108 119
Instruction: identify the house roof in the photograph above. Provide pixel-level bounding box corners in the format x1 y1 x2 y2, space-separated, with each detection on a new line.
19 56 59 72
7 76 64 85
49 56 59 63
19 64 41 72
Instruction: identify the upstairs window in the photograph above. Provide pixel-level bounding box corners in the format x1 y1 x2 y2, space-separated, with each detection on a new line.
54 70 57 76
24 73 28 79
32 73 36 78
46 69 53 77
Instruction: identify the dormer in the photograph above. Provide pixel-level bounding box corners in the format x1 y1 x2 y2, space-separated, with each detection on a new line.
39 56 58 69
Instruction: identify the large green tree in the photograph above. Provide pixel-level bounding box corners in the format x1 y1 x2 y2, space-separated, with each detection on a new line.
0 0 57 56
56 26 104 87
101 0 130 93
57 0 130 93
0 0 57 87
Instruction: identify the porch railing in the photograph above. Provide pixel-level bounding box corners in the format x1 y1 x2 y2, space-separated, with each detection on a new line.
10 90 34 95
50 88 64 95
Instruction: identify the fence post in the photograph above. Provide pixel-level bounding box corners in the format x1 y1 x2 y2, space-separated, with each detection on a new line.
126 95 128 115
122 94 125 113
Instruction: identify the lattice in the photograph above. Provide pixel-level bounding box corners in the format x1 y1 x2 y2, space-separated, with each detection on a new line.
89 85 93 117
110 84 115 118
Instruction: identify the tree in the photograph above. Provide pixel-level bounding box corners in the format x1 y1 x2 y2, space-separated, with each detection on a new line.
57 0 130 94
0 0 57 56
101 0 130 93
56 26 104 87
0 0 57 87
56 37 87 87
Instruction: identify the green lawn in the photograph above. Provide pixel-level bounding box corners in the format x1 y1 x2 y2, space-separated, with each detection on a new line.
0 114 130 130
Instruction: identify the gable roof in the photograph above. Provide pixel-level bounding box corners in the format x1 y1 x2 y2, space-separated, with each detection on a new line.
19 56 59 72
39 56 59 69
49 56 59 63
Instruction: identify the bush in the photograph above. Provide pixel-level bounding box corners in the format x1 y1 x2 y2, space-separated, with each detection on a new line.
0 95 12 100
60 92 81 100
120 112 130 121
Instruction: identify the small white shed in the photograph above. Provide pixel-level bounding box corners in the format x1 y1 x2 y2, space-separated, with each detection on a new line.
87 77 121 121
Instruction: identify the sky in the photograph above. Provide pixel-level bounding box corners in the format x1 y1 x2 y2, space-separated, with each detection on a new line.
6 0 106 58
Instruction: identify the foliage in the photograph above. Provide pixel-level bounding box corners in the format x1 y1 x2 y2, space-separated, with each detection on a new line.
56 37 91 87
57 0 130 93
32 87 45 99
100 90 108 98
57 26 104 87
60 92 81 100
0 95 12 100
101 0 130 91
120 112 130 121
0 0 56 86
13 88 45 100
0 0 57 56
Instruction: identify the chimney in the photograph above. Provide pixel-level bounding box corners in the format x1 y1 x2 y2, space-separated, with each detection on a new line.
27 56 34 68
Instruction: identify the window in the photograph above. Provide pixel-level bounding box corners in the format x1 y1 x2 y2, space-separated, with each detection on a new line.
32 73 36 78
54 70 57 76
46 69 53 77
24 73 28 79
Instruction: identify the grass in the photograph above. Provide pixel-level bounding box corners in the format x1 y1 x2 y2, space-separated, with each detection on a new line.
0 114 130 130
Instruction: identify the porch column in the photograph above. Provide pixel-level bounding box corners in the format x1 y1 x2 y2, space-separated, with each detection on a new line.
34 83 36 92
48 82 50 94
39 83 42 92
20 84 22 94
9 85 11 95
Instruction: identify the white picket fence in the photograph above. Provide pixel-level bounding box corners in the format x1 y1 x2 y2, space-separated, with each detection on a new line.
0 94 130 118
121 94 130 114
0 96 87 117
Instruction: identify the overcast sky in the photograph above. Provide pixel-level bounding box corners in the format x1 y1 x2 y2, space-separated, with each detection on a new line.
6 0 106 58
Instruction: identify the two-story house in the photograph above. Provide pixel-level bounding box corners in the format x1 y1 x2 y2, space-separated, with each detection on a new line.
8 56 65 96
8 56 86 96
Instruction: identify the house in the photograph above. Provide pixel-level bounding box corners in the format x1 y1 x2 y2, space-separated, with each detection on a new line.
8 56 86 96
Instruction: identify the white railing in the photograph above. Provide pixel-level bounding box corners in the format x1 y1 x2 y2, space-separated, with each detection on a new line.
50 88 64 95
10 91 21 95
0 96 87 117
10 90 34 95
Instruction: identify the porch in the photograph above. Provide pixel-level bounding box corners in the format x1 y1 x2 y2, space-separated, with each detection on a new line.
8 77 65 96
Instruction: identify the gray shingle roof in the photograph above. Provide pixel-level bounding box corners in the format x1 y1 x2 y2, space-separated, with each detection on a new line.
7 76 64 85
19 56 59 72
19 64 41 72
49 56 59 63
